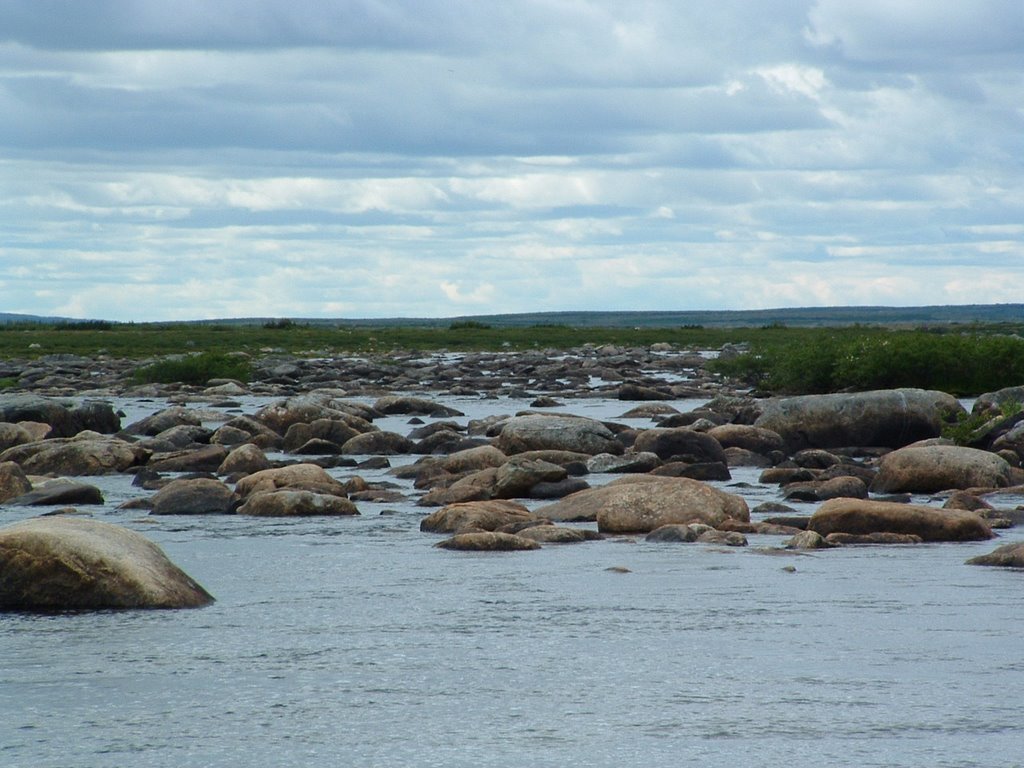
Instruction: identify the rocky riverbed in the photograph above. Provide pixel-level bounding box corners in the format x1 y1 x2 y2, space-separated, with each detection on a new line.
3 343 1024 611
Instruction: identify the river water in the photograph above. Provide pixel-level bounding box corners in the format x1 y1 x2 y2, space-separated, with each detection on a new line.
2 393 1023 768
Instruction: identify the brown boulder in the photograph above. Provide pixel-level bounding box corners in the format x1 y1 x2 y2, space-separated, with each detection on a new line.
0 434 149 475
0 516 214 611
434 531 541 551
419 500 536 534
808 498 993 542
234 463 350 500
535 475 749 533
236 490 359 517
967 541 1024 568
871 445 1012 493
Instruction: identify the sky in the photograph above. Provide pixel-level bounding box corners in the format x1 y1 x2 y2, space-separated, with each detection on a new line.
1 0 1022 322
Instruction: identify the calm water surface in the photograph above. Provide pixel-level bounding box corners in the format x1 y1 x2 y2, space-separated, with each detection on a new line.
2 394 1023 767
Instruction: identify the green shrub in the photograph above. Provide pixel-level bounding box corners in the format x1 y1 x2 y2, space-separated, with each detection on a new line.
133 352 251 385
449 320 492 330
710 331 1024 396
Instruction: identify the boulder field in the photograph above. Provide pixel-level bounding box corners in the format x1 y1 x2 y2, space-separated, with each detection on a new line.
2 348 1023 609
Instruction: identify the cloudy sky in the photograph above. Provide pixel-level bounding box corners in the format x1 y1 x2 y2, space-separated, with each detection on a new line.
1 1 1022 321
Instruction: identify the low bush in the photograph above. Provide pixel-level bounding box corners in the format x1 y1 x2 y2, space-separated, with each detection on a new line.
133 352 251 385
710 331 1024 396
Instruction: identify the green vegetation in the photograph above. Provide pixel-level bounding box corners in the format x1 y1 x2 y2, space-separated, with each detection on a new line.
133 352 252 386
942 399 1022 446
709 328 1024 396
0 377 18 390
2 318 1024 397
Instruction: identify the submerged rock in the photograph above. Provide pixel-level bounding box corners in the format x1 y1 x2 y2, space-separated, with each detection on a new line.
966 541 1024 568
0 516 214 611
434 531 541 551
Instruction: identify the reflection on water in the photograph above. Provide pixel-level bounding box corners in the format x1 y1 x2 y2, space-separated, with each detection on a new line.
2 394 1023 768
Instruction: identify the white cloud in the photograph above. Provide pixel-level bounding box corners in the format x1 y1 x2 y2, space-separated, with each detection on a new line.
0 0 1020 321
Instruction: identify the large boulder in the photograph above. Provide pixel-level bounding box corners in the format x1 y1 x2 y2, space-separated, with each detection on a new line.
236 490 359 516
0 395 120 437
0 516 214 611
871 445 1012 493
419 500 536 534
234 463 350 500
631 427 727 464
535 475 749 533
341 431 414 455
7 478 104 506
754 389 962 452
0 434 149 475
150 478 236 516
808 498 993 542
496 415 623 456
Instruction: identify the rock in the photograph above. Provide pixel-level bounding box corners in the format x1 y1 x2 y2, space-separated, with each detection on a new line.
0 516 214 611
492 457 567 498
825 532 923 545
723 447 773 468
7 479 104 506
434 532 541 551
417 468 499 506
283 419 360 453
217 444 272 476
235 464 350 500
0 461 32 503
255 395 376 436
707 424 785 455
535 475 749 532
0 395 120 437
139 424 213 451
150 478 236 515
236 490 359 516
122 406 201 436
646 524 698 543
0 423 35 452
631 427 727 464
783 476 868 502
528 477 590 499
754 389 962 452
373 396 464 417
586 452 661 474
441 445 509 474
147 444 229 473
419 500 536 534
650 461 731 481
696 530 748 546
807 498 993 542
870 445 1012 493
966 541 1024 568
619 403 680 419
618 382 673 401
0 434 149 475
785 530 831 549
515 525 590 544
341 431 414 455
496 415 623 456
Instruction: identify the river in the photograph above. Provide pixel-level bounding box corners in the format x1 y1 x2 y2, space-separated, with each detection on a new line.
2 393 1022 767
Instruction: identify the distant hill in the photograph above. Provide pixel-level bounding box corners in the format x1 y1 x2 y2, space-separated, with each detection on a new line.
5 304 1023 329
204 304 1024 329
